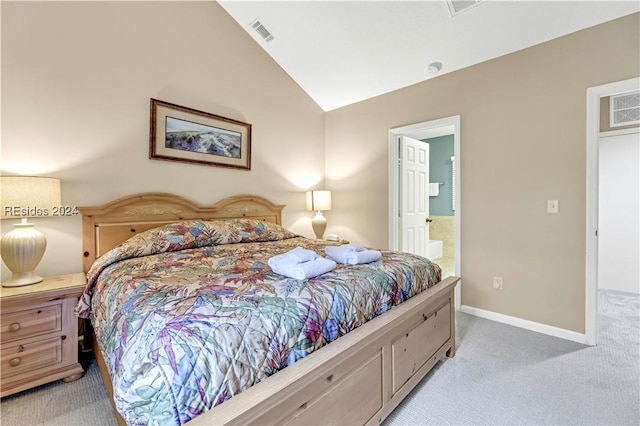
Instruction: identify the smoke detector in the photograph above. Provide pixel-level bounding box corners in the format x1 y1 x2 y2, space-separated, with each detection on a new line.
426 62 443 76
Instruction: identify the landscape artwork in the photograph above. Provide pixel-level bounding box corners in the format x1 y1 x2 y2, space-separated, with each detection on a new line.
165 117 242 159
150 99 251 170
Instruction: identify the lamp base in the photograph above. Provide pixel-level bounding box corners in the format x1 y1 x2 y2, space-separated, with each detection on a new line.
311 211 327 239
1 220 47 287
2 272 44 287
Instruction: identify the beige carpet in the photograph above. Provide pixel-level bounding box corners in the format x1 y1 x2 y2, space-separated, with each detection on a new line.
1 290 638 425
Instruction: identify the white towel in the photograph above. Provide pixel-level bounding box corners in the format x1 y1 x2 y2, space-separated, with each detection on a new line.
268 248 336 279
429 183 440 197
268 247 317 270
269 256 336 280
325 244 364 264
346 250 381 265
291 258 337 280
287 247 317 262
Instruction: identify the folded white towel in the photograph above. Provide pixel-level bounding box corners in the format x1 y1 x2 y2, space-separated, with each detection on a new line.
346 250 381 265
269 256 337 280
268 247 318 270
292 258 337 280
268 247 336 279
325 244 364 264
287 247 317 263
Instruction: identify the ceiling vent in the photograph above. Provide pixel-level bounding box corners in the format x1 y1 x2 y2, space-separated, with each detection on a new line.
250 19 274 43
610 91 640 127
446 0 484 16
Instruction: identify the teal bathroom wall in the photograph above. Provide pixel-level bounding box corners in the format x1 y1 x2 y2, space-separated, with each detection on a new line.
424 135 454 216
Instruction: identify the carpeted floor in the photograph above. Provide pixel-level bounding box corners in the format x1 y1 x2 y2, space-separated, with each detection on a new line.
384 289 640 425
1 290 638 425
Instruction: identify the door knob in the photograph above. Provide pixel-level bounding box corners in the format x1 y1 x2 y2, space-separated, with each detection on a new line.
426 218 433 223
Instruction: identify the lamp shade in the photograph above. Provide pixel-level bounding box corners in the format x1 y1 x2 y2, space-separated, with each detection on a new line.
306 190 332 212
1 176 61 218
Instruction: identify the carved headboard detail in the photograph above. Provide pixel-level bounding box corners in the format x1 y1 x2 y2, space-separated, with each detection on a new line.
78 193 285 273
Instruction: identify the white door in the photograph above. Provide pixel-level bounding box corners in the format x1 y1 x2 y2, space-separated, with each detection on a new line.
400 135 430 257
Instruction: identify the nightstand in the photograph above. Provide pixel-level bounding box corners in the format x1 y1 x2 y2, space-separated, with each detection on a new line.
0 273 86 397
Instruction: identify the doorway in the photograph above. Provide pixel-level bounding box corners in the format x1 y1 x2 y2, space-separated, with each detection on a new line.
598 129 640 294
389 115 461 310
585 77 639 345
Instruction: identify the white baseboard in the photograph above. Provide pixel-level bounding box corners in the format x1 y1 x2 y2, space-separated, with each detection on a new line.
459 305 588 345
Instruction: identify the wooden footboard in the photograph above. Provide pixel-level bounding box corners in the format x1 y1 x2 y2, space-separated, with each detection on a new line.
92 275 458 426
188 275 459 426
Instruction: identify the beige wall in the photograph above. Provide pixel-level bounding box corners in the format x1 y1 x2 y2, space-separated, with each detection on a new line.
1 2 325 277
2 2 639 334
325 13 640 333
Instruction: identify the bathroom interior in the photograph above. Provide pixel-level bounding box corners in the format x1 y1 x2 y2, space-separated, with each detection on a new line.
425 134 456 278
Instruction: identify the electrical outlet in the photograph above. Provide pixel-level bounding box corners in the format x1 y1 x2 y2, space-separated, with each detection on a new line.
547 200 559 214
493 276 503 290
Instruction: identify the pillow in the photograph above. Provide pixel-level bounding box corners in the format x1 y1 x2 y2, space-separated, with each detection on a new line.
75 219 298 318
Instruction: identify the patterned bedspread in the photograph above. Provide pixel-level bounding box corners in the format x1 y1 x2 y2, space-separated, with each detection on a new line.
75 219 441 425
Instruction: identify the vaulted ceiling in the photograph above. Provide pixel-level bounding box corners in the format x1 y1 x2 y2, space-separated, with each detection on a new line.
219 1 639 111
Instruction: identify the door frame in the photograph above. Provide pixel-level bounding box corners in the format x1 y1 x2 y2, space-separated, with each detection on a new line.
585 77 639 346
389 115 461 310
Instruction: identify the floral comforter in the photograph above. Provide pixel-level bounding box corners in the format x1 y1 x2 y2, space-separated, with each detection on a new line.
75 219 441 425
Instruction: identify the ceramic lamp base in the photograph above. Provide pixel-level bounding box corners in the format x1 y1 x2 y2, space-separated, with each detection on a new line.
311 211 327 239
1 220 46 287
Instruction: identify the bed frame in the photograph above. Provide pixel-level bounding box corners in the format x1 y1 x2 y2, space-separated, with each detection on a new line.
79 193 459 426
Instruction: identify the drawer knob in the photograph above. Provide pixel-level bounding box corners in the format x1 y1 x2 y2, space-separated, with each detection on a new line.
8 322 21 332
9 357 21 367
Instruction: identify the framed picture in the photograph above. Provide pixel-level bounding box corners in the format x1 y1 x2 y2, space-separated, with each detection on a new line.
149 99 251 170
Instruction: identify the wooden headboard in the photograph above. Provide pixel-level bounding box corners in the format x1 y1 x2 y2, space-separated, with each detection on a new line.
78 193 285 273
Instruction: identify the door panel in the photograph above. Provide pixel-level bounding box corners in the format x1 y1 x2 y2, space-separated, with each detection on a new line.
400 136 429 257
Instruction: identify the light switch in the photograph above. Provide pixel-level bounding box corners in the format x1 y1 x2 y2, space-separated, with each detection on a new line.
547 200 559 214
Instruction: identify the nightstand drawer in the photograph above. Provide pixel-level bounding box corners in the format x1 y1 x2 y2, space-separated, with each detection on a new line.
0 274 86 397
1 336 63 379
1 304 62 343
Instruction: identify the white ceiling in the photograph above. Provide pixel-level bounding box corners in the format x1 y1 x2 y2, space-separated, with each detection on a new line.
218 1 639 112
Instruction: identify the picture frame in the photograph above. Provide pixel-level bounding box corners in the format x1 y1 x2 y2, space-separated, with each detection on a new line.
149 99 251 170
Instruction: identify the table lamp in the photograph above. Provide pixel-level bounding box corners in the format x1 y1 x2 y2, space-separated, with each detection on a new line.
0 176 61 287
306 190 331 239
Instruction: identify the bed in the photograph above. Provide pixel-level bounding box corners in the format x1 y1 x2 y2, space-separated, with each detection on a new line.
76 193 459 426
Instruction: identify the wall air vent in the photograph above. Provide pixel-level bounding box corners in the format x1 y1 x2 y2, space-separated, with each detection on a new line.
250 19 274 43
610 91 640 127
446 0 484 16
